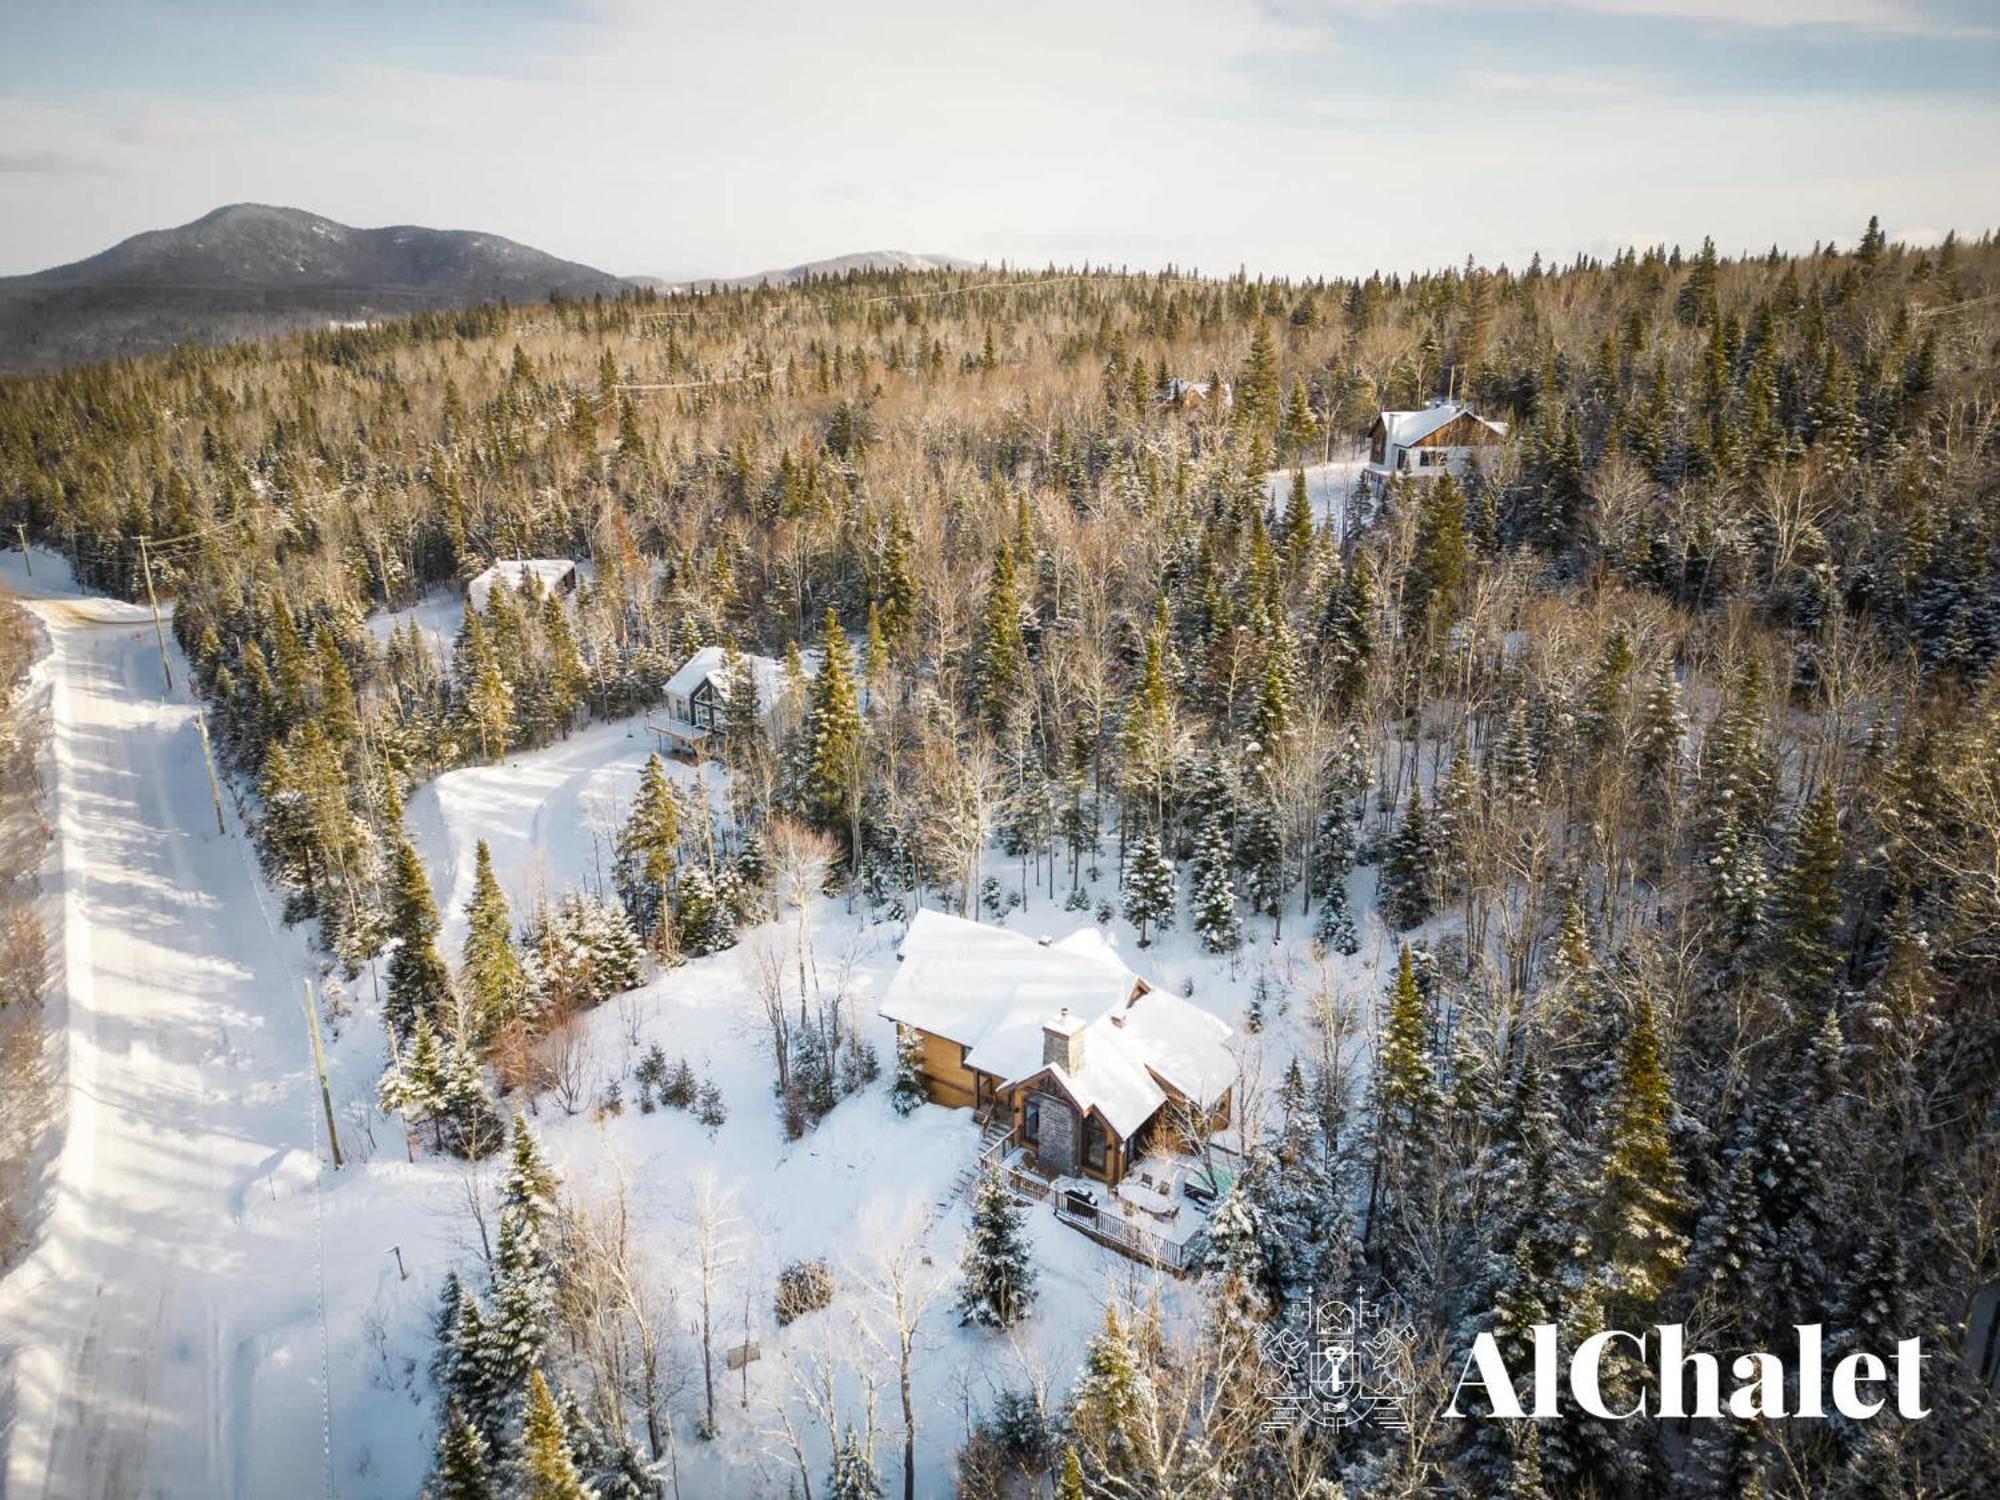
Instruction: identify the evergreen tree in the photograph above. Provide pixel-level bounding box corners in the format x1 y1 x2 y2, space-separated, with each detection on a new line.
434 1401 497 1500
1189 811 1243 954
517 1371 596 1500
1372 946 1444 1230
1592 992 1687 1314
380 1011 448 1147
889 1026 927 1116
958 1169 1037 1328
1055 1447 1087 1500
438 1030 501 1159
826 1426 884 1500
385 832 452 1038
614 753 680 944
1120 832 1177 947
1405 473 1469 637
1279 467 1315 575
976 543 1027 734
1769 781 1845 1007
802 608 865 856
1380 796 1435 930
461 839 526 1041
1067 1302 1148 1488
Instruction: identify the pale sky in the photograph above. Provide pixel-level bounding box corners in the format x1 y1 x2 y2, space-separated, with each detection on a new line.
1 0 1996 280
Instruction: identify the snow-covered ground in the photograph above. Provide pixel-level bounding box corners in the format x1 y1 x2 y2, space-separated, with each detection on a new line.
0 549 1392 1498
0 550 332 1499
1263 451 1372 535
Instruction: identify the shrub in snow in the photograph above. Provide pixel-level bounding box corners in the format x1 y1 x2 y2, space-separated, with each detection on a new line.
774 1257 836 1326
632 1044 667 1111
890 1028 927 1116
695 1080 727 1132
662 1057 699 1110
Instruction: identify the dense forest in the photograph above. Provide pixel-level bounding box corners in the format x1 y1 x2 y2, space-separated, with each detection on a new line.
3 218 1998 1497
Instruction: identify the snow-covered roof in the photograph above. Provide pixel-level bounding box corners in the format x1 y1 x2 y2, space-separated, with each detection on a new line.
1109 991 1236 1107
467 558 579 612
1376 402 1508 449
663 645 810 714
879 911 1235 1139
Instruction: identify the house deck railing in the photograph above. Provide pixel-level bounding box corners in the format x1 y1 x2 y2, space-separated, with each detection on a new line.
1052 1196 1206 1276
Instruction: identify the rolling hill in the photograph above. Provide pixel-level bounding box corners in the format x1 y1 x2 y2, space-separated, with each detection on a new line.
0 204 632 370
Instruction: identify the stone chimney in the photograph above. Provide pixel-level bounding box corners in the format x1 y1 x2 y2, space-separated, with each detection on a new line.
1042 1008 1086 1075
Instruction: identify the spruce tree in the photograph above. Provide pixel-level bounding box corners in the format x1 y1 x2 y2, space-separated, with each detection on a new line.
1120 832 1177 947
976 543 1027 734
1279 467 1315 575
1372 946 1444 1228
958 1169 1037 1328
434 1401 497 1500
380 1011 448 1147
1380 796 1435 930
1593 992 1687 1314
826 1426 884 1500
613 753 679 944
461 839 526 1041
1404 473 1469 638
1067 1302 1146 1487
1769 781 1844 1007
889 1026 927 1116
802 608 864 856
517 1370 595 1500
1189 812 1242 955
385 832 452 1038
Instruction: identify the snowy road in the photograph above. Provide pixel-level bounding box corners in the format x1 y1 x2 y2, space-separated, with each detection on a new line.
0 559 328 1500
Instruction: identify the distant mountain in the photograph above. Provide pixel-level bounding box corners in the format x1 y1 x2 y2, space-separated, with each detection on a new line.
642 249 980 292
0 204 632 370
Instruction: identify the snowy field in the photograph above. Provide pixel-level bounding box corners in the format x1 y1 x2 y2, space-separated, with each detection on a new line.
0 548 1394 1498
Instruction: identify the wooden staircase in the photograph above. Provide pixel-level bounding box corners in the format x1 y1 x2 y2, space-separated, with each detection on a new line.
948 1114 1018 1202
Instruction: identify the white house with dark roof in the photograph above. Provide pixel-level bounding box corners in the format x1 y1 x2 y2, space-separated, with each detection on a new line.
878 910 1234 1188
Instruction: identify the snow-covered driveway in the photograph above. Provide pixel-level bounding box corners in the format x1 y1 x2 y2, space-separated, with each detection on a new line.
0 558 328 1500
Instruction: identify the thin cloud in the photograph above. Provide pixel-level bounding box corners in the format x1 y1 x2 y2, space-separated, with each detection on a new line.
0 149 119 178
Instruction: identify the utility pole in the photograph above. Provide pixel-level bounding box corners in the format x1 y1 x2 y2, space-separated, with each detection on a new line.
13 524 28 577
193 714 227 836
302 980 343 1169
136 536 174 691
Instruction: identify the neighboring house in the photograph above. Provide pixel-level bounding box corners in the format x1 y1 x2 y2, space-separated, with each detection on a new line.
1363 399 1507 491
1164 377 1232 414
466 558 581 613
879 910 1234 1189
662 645 809 733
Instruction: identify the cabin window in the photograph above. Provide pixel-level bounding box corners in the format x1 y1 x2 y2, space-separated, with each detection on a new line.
1419 448 1447 468
1023 1094 1041 1144
1084 1115 1107 1172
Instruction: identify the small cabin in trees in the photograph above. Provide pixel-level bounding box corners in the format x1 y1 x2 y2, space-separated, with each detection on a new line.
1164 377 1233 415
1363 399 1507 492
465 558 580 613
879 911 1234 1190
662 646 808 735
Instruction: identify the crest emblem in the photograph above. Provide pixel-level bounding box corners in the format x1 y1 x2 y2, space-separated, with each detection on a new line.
1258 1295 1416 1432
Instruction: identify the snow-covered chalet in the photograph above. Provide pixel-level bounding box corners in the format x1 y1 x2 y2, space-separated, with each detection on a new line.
878 910 1234 1190
465 558 580 612
1363 398 1507 492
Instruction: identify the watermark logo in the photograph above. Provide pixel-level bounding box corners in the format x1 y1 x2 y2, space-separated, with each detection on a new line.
1259 1296 1417 1433
1257 1297 1929 1427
